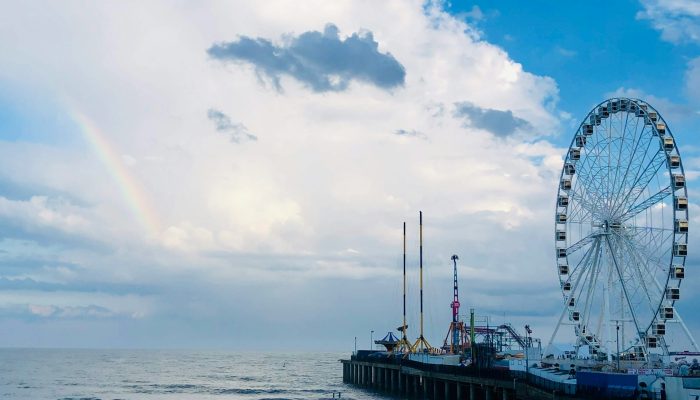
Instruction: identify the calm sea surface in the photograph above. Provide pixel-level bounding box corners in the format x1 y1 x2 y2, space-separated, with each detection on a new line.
0 349 390 400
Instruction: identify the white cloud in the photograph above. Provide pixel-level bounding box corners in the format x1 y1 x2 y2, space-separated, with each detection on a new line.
637 0 700 43
0 0 570 347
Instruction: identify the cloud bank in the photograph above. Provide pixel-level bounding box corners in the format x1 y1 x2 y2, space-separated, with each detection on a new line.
0 0 607 349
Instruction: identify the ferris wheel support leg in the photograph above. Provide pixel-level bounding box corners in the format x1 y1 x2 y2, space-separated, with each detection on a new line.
674 310 700 352
605 236 644 343
604 278 613 362
546 300 571 354
547 240 599 354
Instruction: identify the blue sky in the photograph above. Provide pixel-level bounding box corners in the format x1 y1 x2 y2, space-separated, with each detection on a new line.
0 0 699 350
452 0 700 141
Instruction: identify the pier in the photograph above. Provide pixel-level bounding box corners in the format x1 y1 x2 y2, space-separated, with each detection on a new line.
342 352 575 400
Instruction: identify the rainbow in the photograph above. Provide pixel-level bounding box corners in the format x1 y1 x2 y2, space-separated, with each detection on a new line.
70 110 161 237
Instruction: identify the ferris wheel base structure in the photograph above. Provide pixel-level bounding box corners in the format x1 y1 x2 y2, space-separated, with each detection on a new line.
547 97 698 366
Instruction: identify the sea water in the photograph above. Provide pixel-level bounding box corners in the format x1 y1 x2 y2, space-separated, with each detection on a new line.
0 349 387 400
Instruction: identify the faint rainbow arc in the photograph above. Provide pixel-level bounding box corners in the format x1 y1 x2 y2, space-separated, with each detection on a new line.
70 110 161 236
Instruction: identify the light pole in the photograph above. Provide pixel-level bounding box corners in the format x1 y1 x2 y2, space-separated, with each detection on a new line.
525 325 532 382
616 323 620 371
371 330 374 350
354 336 357 355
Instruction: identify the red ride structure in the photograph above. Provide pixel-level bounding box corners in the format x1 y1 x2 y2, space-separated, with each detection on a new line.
443 254 470 353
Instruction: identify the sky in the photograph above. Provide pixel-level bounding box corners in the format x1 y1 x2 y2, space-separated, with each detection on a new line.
0 0 700 350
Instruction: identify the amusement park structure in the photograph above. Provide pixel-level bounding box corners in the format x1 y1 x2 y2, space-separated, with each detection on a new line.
411 211 433 353
351 97 700 399
549 97 698 364
442 255 469 353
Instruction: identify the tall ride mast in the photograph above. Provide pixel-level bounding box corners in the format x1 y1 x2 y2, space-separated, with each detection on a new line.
413 211 432 352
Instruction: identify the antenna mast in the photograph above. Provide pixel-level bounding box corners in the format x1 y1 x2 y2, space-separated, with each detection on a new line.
412 211 432 352
397 222 411 352
404 222 407 338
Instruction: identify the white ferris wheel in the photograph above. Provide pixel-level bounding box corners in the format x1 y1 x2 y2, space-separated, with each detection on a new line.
549 97 698 361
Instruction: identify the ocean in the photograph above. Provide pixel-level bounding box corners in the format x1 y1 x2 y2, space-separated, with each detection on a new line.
0 349 387 400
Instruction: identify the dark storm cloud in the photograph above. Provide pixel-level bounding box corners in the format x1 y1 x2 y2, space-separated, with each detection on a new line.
207 24 406 92
207 109 257 143
453 102 531 137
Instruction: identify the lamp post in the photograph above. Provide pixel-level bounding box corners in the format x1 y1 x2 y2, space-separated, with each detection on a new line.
354 336 357 355
371 330 374 350
616 323 620 371
525 325 532 382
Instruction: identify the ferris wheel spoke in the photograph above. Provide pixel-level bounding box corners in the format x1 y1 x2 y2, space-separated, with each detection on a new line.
569 188 604 221
609 124 655 212
609 113 632 210
581 242 603 336
613 232 671 330
611 234 662 317
608 117 645 211
547 237 600 351
611 146 666 218
618 229 673 274
567 232 599 255
624 224 674 244
567 235 603 280
605 115 625 211
616 173 669 222
613 235 669 352
622 226 675 252
604 235 644 341
576 120 609 175
575 133 614 202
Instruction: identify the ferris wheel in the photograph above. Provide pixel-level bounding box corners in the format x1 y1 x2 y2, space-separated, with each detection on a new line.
549 98 698 361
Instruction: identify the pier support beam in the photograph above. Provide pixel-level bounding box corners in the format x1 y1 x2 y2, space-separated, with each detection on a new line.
423 378 429 398
485 386 493 400
502 388 509 400
456 383 462 400
469 383 475 400
445 380 450 400
397 370 402 393
433 379 438 400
